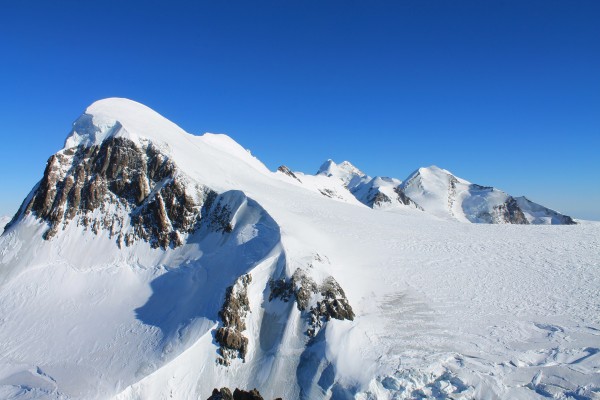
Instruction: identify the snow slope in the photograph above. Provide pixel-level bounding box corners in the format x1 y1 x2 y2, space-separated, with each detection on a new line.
0 216 10 234
399 166 575 224
0 98 597 400
276 164 364 206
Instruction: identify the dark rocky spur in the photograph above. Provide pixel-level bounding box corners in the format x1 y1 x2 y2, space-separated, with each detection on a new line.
9 136 235 248
206 387 283 400
215 274 252 365
269 269 354 337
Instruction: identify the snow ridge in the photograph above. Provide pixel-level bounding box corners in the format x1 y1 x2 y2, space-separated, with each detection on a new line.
288 161 575 224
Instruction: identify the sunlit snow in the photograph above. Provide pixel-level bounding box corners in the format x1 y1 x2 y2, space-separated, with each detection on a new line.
0 98 597 400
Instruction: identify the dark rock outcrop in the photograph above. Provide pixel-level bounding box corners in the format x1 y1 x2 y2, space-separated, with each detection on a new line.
208 387 234 400
277 165 301 183
269 269 354 337
207 387 280 400
290 269 319 311
216 274 252 365
232 388 264 400
306 276 355 337
393 187 423 210
494 196 529 224
370 191 391 208
205 194 235 233
9 137 233 248
318 188 337 199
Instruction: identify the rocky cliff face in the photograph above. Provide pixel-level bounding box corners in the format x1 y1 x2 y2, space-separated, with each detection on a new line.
269 268 354 338
9 136 229 248
480 195 529 224
216 274 252 365
207 387 282 400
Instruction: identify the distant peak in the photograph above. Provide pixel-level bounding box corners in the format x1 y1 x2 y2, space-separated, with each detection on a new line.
316 159 367 186
418 165 446 174
339 160 360 170
317 159 336 174
403 165 472 189
317 159 364 175
415 165 463 179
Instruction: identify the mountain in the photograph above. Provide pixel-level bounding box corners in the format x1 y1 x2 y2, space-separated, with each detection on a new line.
276 163 363 205
282 159 420 210
0 98 597 400
398 166 576 224
316 159 367 188
304 161 575 224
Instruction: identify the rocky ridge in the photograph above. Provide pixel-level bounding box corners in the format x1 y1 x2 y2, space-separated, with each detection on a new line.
308 161 576 225
216 274 252 365
207 387 282 400
8 134 237 248
269 267 354 337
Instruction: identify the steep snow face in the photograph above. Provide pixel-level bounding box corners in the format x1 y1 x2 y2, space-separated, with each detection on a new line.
399 166 575 224
0 216 10 234
350 176 399 207
515 196 577 225
275 164 365 206
399 166 471 221
349 176 423 210
300 160 417 210
316 159 367 188
0 189 287 400
0 99 595 400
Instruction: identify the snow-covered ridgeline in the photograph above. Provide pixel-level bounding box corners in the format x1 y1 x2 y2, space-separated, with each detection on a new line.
279 159 575 225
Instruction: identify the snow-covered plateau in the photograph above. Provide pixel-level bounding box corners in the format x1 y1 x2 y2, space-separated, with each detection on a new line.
0 98 598 400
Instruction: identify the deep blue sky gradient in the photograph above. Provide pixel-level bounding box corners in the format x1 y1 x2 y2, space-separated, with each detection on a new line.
1 1 599 219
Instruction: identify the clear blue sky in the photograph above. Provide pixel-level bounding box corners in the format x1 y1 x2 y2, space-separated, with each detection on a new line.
1 1 599 220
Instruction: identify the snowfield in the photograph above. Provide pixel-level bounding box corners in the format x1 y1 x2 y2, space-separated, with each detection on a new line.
0 98 598 400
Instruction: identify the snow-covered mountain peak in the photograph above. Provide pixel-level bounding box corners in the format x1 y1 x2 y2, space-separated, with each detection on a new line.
316 159 335 174
409 165 469 185
62 98 269 180
12 98 275 249
64 97 190 150
316 159 367 187
398 165 575 224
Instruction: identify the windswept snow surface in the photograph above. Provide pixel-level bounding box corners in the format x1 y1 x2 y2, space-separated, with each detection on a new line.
0 98 598 400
